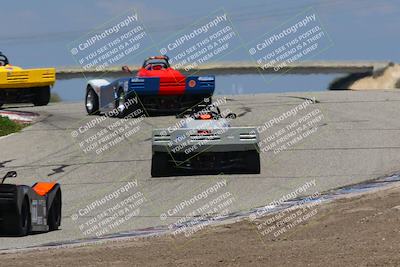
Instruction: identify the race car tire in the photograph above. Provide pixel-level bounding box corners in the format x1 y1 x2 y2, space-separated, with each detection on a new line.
33 86 50 106
116 88 128 118
151 152 170 177
15 197 31 236
85 86 100 115
246 150 261 174
48 189 62 231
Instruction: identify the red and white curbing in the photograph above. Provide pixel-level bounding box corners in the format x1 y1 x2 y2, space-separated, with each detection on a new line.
0 110 39 123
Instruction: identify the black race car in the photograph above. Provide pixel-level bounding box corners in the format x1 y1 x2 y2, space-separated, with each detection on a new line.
0 171 62 236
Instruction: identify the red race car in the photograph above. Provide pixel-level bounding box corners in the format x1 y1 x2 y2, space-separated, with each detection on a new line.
85 55 215 117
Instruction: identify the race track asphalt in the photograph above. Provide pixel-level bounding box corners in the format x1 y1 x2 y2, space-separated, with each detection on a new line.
1 89 400 250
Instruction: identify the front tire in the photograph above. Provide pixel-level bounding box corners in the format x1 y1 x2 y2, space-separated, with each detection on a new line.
33 86 50 106
85 86 100 115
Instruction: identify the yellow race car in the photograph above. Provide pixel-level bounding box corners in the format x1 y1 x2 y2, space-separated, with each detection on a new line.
0 52 55 107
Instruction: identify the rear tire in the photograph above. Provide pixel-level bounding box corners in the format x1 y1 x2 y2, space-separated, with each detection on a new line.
48 190 62 231
33 86 50 106
151 152 170 177
85 86 100 115
245 150 260 174
15 198 30 236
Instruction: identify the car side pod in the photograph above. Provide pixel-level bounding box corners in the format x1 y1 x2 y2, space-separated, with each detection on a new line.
0 171 62 236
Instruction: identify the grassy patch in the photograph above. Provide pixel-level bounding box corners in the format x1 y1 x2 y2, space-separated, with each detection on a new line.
0 116 25 137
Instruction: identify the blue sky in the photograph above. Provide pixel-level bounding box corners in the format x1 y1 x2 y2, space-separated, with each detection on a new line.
1 0 399 68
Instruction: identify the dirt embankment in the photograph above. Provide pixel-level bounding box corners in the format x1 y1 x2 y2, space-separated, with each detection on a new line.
330 63 400 90
350 64 400 90
1 185 400 266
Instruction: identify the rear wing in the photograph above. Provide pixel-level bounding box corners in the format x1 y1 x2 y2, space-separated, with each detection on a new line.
153 127 258 142
153 127 259 153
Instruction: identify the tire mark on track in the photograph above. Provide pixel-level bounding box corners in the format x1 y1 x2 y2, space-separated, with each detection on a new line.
48 164 70 176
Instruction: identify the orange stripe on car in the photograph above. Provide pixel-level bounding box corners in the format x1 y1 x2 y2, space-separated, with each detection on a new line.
33 182 56 196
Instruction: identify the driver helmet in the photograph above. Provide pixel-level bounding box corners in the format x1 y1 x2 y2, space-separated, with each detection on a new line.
0 52 8 66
